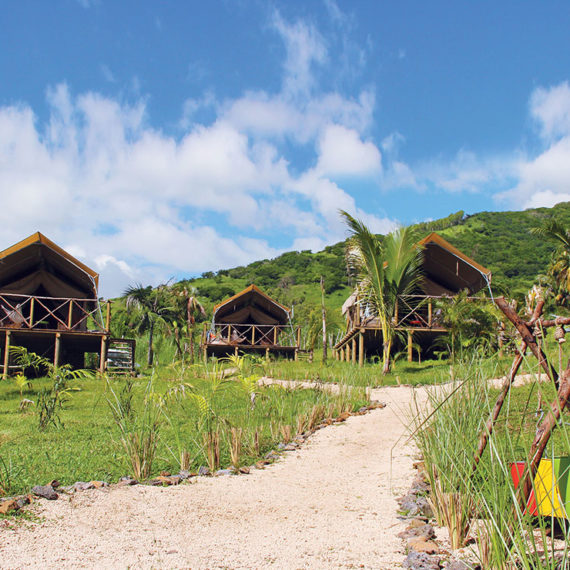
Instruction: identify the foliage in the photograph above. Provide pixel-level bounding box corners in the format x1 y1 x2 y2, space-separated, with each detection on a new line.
531 216 570 305
342 211 423 374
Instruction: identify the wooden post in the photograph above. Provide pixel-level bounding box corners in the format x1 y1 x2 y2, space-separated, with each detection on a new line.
67 300 74 329
265 347 269 361
321 276 327 362
296 326 301 349
29 297 35 328
359 330 364 367
340 346 345 362
234 346 238 357
407 330 413 362
352 337 356 364
251 326 255 346
274 326 278 346
295 348 298 361
394 298 399 325
99 335 108 374
3 331 11 379
105 300 112 332
428 299 432 327
227 324 232 343
54 333 61 368
346 342 351 362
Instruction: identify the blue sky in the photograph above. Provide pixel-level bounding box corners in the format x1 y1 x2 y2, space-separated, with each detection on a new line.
1 1 570 296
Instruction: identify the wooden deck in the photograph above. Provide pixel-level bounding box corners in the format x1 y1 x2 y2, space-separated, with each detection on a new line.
0 293 133 376
201 323 301 360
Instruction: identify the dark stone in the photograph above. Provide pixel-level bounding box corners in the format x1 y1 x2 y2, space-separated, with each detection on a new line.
264 451 280 461
397 523 436 541
178 470 191 480
284 444 297 451
74 481 95 492
118 477 138 486
198 466 211 476
277 443 286 450
239 466 250 474
403 550 441 570
32 485 58 500
415 497 434 518
214 469 233 477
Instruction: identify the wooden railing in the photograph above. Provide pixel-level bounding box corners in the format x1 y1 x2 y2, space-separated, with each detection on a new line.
203 323 300 348
0 293 108 332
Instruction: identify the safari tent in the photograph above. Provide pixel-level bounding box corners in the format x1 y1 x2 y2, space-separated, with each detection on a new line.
335 232 491 365
0 232 133 375
201 284 300 359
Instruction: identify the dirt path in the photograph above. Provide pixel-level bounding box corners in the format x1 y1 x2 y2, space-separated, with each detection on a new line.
0 386 424 570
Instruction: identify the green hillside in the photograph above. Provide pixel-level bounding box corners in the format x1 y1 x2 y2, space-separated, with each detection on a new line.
176 202 570 318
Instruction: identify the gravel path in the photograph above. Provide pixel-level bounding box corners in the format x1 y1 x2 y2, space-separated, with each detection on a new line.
0 385 424 570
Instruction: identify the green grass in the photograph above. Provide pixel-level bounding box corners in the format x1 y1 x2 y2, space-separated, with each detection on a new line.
0 358 369 497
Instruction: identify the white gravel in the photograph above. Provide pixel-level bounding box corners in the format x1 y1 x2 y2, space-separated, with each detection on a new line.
0 385 425 570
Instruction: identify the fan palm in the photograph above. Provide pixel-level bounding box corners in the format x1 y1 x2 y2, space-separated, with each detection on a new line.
341 211 423 374
124 284 173 366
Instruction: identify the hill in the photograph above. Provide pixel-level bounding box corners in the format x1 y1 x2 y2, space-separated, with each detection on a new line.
176 203 570 321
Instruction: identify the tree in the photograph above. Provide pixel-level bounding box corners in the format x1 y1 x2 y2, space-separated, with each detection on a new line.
531 217 570 305
172 285 206 363
341 211 423 374
124 284 173 367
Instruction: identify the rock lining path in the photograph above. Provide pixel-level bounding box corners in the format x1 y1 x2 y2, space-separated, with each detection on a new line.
0 385 424 569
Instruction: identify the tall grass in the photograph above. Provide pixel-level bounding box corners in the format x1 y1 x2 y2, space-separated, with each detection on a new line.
410 354 570 568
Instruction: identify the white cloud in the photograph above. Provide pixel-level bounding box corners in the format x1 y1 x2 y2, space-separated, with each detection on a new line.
0 11 399 297
316 124 381 177
530 81 570 141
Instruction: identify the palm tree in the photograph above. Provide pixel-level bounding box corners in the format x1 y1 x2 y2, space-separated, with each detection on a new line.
172 285 206 363
124 284 172 367
341 211 423 374
531 218 570 304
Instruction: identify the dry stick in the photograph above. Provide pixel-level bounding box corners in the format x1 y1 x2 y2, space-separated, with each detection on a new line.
472 298 546 471
494 297 559 389
472 341 527 470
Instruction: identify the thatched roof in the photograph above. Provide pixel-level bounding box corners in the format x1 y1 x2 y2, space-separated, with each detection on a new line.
0 232 99 299
213 284 290 325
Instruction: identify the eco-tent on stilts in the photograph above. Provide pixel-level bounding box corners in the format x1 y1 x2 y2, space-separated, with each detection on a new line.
0 232 134 376
334 232 492 365
201 284 300 359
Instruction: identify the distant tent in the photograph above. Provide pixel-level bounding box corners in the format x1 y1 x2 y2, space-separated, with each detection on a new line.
212 284 290 326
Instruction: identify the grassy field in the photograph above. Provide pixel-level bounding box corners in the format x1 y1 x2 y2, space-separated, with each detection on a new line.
0 356 370 497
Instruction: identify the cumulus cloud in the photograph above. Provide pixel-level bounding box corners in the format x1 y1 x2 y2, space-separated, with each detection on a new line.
496 82 570 209
0 10 396 297
316 124 381 177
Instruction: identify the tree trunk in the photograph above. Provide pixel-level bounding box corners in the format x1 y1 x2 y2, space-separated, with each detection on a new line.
382 337 392 375
189 327 195 364
147 321 154 366
321 276 327 363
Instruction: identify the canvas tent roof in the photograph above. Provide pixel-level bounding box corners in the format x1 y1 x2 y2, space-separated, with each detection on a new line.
0 232 99 299
213 284 290 325
417 232 491 295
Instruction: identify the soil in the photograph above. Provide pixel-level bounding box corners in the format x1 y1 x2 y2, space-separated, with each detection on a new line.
0 385 425 569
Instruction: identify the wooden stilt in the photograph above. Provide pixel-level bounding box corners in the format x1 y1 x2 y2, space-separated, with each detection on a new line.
29 297 35 328
407 330 413 362
265 347 269 361
346 342 351 362
54 333 61 368
3 331 11 379
352 337 356 365
359 329 364 367
105 300 112 332
340 346 345 362
99 335 108 374
428 300 432 327
234 346 238 357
